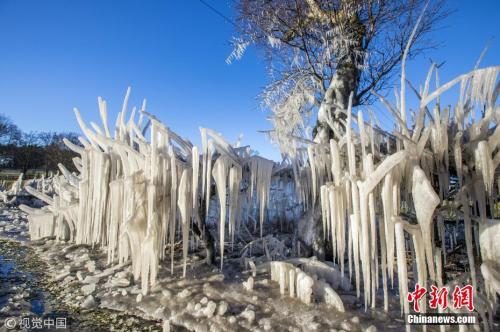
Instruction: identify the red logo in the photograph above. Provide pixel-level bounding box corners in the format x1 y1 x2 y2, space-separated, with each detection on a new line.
407 283 427 312
407 284 474 312
452 285 474 311
429 285 448 309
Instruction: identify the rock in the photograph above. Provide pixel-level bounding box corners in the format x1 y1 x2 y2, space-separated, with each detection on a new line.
162 289 172 298
228 316 237 324
240 307 256 323
81 283 96 296
136 294 143 302
208 274 224 282
217 301 228 316
186 302 195 311
200 296 208 304
121 290 127 296
63 276 75 284
259 318 272 331
177 289 191 299
203 301 217 318
55 271 70 281
364 326 377 332
350 316 360 324
111 277 130 287
340 321 352 331
243 276 254 291
85 260 96 273
340 295 357 306
115 270 130 278
76 271 84 281
150 283 162 293
83 275 100 284
154 306 165 316
81 295 96 309
194 303 201 311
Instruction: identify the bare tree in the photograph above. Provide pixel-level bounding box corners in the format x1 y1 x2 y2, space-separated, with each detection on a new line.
38 131 80 175
16 131 42 174
0 114 22 145
232 0 449 149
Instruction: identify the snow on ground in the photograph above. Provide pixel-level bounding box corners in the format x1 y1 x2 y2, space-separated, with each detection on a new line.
0 205 29 242
0 202 447 332
0 204 163 331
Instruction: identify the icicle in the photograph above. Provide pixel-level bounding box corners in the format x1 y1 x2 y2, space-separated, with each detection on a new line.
412 166 440 282
228 165 242 249
212 156 231 269
461 192 477 289
205 140 213 217
192 146 199 212
178 168 192 277
475 141 495 195
307 145 317 208
394 219 410 318
169 146 177 275
248 157 274 238
200 128 208 199
400 218 427 315
382 172 395 286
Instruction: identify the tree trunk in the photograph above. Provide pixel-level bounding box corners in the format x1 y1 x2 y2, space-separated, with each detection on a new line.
193 195 216 265
308 13 365 257
314 12 364 144
296 202 326 259
314 63 360 144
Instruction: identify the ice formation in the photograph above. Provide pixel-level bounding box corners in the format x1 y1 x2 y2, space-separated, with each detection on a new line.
19 56 499 328
18 94 281 295
269 260 345 312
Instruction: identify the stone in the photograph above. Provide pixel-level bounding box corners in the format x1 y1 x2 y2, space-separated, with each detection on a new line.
111 277 130 287
81 295 96 309
340 321 352 331
243 276 254 291
217 301 228 316
259 318 272 331
81 283 96 296
203 301 217 318
177 289 191 299
240 307 256 323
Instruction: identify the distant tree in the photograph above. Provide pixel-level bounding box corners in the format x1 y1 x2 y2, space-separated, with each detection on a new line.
38 131 80 175
232 0 449 151
15 131 44 173
0 114 22 145
0 115 81 175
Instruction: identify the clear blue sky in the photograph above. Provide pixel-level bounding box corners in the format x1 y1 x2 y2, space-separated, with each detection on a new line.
0 0 499 160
